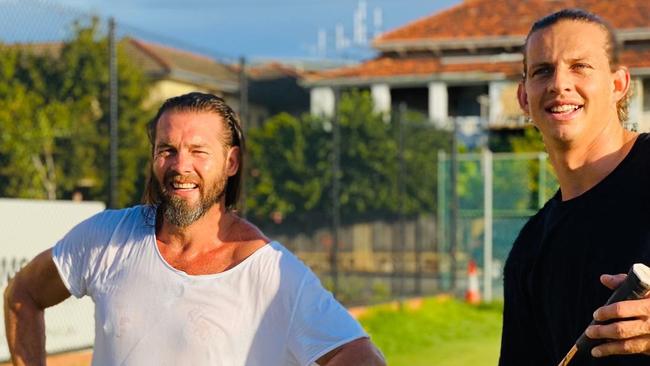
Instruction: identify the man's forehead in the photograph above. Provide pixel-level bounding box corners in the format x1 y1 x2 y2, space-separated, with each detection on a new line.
155 110 225 140
526 20 609 59
159 109 223 123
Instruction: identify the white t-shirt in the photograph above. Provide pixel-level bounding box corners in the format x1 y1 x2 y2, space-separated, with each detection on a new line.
52 206 366 366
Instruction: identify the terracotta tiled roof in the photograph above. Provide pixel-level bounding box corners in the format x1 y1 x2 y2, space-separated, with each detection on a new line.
125 39 239 91
621 48 650 71
308 56 522 83
247 62 304 80
308 47 650 83
309 0 650 85
376 0 650 45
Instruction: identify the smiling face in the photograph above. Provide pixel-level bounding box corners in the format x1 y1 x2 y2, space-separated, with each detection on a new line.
518 20 629 149
153 110 239 227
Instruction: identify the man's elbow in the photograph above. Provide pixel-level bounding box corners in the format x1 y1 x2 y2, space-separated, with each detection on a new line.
365 345 386 366
4 273 40 314
4 275 17 310
319 337 386 366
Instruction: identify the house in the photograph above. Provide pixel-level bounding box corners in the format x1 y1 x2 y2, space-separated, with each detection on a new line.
123 39 241 110
245 62 310 129
305 0 650 132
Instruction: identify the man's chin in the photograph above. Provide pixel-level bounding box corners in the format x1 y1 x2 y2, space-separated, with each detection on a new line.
162 204 205 228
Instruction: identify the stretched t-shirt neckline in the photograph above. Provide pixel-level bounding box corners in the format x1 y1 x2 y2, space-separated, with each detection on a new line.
147 214 277 280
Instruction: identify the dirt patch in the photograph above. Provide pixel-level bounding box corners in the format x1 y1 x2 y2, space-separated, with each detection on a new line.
0 349 92 366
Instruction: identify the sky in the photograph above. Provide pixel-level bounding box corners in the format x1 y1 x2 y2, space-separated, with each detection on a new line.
45 0 461 61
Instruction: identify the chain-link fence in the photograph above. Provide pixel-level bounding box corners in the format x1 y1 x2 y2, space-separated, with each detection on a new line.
250 102 558 306
437 150 558 300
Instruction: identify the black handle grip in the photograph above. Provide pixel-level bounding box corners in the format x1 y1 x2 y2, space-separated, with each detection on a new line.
575 263 650 354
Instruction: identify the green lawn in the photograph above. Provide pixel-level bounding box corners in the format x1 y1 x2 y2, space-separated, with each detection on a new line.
358 297 503 366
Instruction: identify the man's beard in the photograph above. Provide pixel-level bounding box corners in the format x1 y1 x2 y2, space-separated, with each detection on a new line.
156 172 228 227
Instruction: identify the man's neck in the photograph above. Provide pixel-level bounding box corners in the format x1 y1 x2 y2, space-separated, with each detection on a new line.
157 204 235 252
547 125 637 201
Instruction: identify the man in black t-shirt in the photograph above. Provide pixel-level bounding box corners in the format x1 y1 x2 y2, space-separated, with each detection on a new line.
499 8 650 366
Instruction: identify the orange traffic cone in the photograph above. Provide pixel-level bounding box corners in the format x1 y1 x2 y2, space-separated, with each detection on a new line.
465 259 481 304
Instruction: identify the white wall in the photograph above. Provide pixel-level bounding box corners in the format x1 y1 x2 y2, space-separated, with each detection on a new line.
310 86 335 117
371 83 391 115
428 82 448 126
0 199 105 360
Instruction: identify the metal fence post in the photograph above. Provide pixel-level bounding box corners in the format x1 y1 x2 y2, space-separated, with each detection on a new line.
108 17 119 208
330 87 341 297
482 148 493 302
396 103 407 298
449 117 459 292
238 56 249 216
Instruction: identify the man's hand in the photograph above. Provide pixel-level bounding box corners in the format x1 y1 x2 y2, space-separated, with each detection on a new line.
316 337 386 366
585 273 650 357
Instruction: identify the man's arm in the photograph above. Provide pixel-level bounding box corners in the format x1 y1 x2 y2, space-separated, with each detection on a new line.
584 273 650 357
4 249 72 366
316 337 386 366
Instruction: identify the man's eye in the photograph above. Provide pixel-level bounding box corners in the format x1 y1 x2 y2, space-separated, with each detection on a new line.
572 63 591 70
156 149 172 157
532 67 551 77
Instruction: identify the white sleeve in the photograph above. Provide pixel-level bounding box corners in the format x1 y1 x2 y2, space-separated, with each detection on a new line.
287 270 368 366
51 210 114 298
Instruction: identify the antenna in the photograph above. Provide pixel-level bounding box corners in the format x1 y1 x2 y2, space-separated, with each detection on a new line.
373 7 383 38
353 0 367 45
335 23 349 52
317 28 327 57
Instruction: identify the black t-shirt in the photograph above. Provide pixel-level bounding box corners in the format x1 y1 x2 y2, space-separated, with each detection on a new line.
499 133 650 366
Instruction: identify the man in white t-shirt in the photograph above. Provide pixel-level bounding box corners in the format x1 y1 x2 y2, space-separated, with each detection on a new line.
4 92 386 366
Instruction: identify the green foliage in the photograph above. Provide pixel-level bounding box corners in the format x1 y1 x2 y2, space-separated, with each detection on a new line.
246 90 450 226
0 18 152 205
359 297 503 365
510 126 558 207
247 112 330 222
510 125 546 153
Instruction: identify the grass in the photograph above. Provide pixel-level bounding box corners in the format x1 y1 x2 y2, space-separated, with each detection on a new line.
358 296 503 366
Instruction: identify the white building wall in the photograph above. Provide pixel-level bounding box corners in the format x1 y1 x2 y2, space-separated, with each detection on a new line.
428 82 448 127
0 199 105 361
371 83 391 115
310 87 336 117
630 78 647 132
489 81 507 126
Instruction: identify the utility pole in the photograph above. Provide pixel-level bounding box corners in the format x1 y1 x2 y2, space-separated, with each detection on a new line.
449 118 459 292
396 103 407 298
330 87 341 297
108 17 118 208
238 56 249 216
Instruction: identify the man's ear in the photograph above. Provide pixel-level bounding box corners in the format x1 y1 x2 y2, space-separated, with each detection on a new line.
612 66 630 105
517 82 530 116
225 146 240 177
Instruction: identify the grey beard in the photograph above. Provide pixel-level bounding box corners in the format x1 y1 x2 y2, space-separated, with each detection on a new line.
161 195 210 227
155 172 228 228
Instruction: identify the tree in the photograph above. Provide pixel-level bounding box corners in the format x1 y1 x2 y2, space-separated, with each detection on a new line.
246 90 450 227
0 18 152 206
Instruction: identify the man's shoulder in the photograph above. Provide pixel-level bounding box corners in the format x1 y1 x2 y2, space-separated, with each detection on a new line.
257 241 313 281
67 205 153 244
88 205 151 223
627 133 650 161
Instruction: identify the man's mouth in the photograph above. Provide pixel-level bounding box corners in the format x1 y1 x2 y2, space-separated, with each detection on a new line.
171 182 198 190
546 104 583 115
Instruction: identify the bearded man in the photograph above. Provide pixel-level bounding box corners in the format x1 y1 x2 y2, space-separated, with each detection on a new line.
4 92 385 366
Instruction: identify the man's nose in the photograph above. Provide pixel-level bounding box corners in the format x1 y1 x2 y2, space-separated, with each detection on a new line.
548 67 573 94
169 150 192 173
